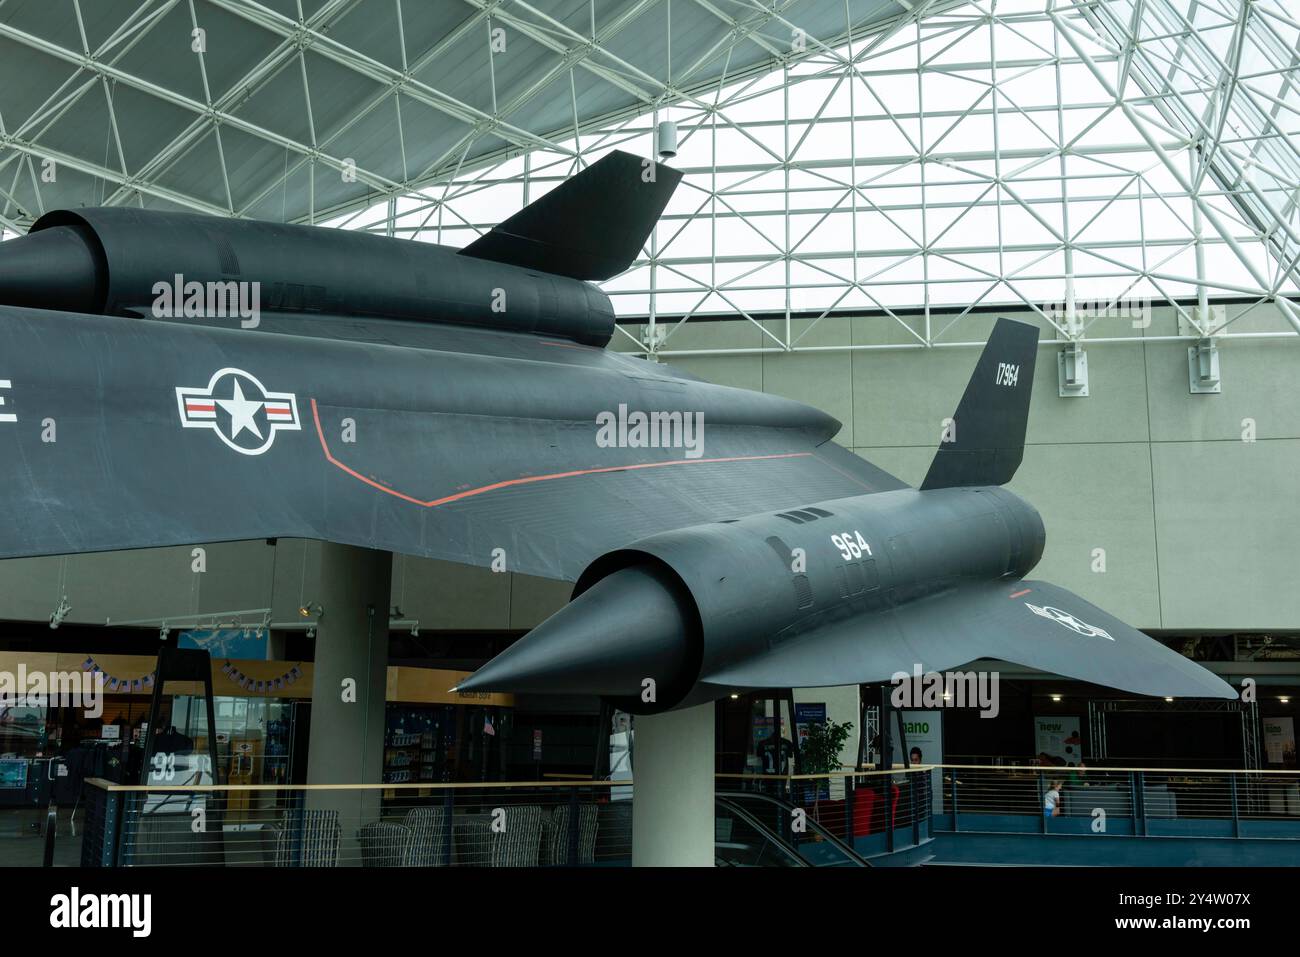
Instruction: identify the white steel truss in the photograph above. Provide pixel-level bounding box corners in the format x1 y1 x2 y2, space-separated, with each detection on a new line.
3 0 1296 357
0 0 938 229
327 0 1300 356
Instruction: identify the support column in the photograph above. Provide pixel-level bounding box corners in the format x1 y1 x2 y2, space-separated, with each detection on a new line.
632 702 714 867
305 544 391 856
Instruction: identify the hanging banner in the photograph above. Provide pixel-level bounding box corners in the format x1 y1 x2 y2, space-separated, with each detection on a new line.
890 710 944 813
1263 717 1295 765
180 628 269 660
1034 716 1084 767
794 702 826 749
609 711 633 802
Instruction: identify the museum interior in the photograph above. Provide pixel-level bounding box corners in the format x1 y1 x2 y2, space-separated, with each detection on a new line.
0 0 1297 873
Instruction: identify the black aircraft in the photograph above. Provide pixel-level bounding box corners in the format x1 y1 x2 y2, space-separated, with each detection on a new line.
0 151 1233 713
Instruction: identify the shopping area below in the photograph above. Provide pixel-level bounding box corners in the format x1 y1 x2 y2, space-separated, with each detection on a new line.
62 763 1300 868
2 632 1297 867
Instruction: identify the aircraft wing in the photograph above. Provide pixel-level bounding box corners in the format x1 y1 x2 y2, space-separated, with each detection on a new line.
0 305 906 580
701 578 1237 699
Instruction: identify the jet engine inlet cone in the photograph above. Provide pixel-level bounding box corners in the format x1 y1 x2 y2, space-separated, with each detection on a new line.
457 563 695 701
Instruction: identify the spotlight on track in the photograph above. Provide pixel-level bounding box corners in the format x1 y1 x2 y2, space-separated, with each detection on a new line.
298 601 323 619
48 594 71 630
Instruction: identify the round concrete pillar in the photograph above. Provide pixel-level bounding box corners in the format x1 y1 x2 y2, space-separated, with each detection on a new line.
632 702 715 867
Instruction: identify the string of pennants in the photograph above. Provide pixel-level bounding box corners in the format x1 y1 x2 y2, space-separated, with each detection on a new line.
221 661 305 694
81 657 155 693
79 656 305 695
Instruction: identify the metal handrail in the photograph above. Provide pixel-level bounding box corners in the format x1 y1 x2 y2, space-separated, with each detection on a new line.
83 777 631 792
85 763 1297 793
937 763 1300 775
714 797 811 867
718 790 870 866
717 765 935 782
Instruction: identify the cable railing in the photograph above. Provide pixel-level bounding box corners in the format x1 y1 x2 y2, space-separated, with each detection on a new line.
58 764 1300 866
75 769 931 867
80 779 631 868
935 765 1300 836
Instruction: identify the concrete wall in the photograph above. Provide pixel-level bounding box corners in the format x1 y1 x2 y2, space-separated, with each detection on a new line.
0 303 1294 636
620 303 1300 632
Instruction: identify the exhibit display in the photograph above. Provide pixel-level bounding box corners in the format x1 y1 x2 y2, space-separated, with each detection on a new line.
0 152 1231 716
458 316 1236 709
0 0 1296 909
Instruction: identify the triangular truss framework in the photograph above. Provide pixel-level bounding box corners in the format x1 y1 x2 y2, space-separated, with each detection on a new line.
0 0 946 232
3 1 1295 355
333 0 1300 355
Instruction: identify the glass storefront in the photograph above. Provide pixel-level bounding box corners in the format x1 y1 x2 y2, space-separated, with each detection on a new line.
170 695 295 786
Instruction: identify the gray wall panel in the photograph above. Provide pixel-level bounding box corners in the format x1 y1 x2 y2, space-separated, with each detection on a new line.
1152 439 1300 630
1008 442 1161 628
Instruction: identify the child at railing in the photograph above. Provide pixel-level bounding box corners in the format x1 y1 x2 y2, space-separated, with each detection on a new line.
1044 779 1064 818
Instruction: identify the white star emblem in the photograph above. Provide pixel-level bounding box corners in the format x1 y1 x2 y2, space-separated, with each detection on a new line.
1025 603 1114 640
216 379 264 441
176 368 301 456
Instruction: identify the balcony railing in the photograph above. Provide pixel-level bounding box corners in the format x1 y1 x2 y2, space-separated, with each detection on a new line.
79 778 630 867
47 764 1300 866
933 764 1300 839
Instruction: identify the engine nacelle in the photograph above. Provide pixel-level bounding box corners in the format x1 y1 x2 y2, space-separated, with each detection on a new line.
573 485 1045 714
4 208 616 346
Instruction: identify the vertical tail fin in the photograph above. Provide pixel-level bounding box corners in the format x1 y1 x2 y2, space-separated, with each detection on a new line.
457 151 682 281
920 317 1040 491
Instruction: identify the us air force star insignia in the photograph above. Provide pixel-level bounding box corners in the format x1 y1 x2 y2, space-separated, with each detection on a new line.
176 368 300 456
1025 602 1114 641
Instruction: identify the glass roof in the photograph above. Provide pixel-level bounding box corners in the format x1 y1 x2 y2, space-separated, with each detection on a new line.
328 0 1299 351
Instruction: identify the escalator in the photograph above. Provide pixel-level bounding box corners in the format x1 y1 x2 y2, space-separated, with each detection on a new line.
715 797 808 866
715 792 869 867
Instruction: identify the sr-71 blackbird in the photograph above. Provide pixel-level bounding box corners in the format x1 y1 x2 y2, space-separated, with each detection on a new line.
0 151 1234 712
